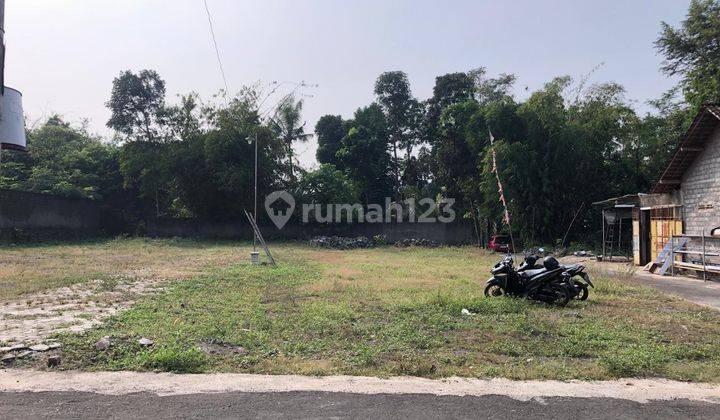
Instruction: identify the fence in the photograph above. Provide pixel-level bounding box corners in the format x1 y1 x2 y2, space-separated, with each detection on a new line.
146 218 478 245
0 189 102 242
0 188 479 245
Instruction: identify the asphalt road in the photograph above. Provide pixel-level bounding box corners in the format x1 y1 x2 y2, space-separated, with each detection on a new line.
1 391 719 419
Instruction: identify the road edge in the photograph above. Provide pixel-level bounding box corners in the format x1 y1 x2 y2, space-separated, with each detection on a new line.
1 369 719 403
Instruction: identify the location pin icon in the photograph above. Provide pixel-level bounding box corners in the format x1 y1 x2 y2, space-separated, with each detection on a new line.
264 190 296 229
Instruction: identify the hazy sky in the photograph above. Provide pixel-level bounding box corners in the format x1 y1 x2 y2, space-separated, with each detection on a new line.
6 0 688 167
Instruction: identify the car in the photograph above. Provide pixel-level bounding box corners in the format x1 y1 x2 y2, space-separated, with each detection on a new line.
488 235 513 253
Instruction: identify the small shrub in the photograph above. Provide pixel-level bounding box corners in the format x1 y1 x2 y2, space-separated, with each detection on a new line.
137 346 208 373
599 344 670 377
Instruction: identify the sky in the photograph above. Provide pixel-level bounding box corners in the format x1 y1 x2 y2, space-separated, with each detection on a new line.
6 0 689 168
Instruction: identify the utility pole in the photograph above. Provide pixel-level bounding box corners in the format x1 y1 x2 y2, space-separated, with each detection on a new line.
253 131 258 252
1 0 5 95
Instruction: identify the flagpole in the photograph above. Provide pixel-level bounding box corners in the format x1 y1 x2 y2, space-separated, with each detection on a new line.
489 128 516 260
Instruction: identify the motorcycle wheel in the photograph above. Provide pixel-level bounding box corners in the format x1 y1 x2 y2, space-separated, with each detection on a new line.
484 283 506 298
552 284 570 306
573 281 589 301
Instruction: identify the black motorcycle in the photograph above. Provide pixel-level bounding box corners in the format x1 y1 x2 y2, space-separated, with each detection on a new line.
484 255 570 306
517 253 593 301
559 263 593 300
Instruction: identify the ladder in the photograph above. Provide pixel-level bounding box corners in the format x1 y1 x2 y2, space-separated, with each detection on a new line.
243 209 277 267
605 222 615 260
655 236 689 276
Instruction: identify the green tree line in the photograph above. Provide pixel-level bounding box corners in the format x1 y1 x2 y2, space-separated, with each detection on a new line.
1 0 718 245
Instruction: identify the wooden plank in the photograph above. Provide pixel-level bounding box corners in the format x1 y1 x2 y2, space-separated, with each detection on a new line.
674 261 720 274
673 250 720 257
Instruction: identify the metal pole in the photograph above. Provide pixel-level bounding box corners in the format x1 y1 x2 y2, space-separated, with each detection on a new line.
0 0 5 95
702 228 707 282
602 210 605 259
670 235 675 277
253 131 258 252
0 0 4 172
618 217 622 260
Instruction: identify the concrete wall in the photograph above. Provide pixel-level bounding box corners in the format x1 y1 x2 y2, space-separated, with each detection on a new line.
681 125 720 236
0 189 101 242
146 218 478 245
679 125 720 266
0 188 477 245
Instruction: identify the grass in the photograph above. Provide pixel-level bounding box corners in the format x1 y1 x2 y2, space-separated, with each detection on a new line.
4 239 720 380
0 237 241 299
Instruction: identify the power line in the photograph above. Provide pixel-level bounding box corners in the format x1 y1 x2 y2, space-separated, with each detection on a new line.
202 0 229 94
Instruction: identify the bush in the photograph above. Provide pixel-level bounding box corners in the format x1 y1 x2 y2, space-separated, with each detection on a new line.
137 345 208 373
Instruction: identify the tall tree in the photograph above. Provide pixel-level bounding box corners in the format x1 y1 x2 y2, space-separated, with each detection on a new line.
106 70 168 142
336 104 394 205
374 71 421 193
107 70 173 217
315 115 347 168
271 96 311 183
423 72 476 145
656 0 720 109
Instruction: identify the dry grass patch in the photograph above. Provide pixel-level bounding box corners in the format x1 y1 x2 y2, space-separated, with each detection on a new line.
0 238 243 300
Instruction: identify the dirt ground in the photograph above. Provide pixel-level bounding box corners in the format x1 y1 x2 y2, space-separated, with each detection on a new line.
0 239 242 345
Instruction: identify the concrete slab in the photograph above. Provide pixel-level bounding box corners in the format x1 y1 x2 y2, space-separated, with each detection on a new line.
561 256 720 311
632 272 720 311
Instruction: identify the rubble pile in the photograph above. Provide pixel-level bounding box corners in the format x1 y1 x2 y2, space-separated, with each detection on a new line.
309 235 441 249
1 342 62 366
393 238 441 248
309 236 378 249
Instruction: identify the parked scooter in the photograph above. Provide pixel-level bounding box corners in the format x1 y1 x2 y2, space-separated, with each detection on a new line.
484 255 570 306
559 263 593 300
517 253 594 301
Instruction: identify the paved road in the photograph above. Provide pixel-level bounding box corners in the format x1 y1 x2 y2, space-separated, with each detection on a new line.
633 272 720 311
563 256 720 311
1 391 719 419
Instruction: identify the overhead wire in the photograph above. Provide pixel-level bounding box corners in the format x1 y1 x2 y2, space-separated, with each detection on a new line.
202 0 229 95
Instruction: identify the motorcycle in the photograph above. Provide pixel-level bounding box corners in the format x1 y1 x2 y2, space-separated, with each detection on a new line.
559 263 593 301
517 253 593 301
484 255 571 306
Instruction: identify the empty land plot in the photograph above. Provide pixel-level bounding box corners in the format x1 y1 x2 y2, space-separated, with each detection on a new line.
3 239 720 381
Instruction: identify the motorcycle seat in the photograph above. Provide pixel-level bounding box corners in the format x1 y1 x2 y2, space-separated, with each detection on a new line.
521 268 547 278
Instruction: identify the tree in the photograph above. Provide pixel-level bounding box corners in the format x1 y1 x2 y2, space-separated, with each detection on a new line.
435 100 488 212
106 70 168 142
175 88 287 221
0 116 120 200
271 95 311 183
315 115 347 168
297 164 358 208
656 0 720 109
423 72 476 145
470 68 517 106
374 71 422 192
336 104 394 205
